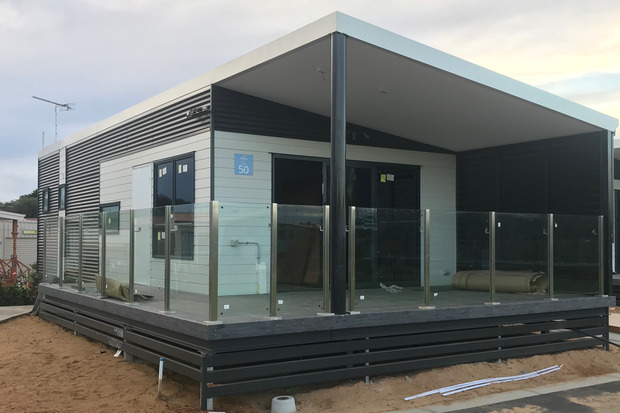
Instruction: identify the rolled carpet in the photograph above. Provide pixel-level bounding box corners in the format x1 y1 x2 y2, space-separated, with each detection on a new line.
451 270 547 293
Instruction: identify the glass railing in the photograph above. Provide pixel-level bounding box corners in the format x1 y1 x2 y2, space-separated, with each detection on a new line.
494 212 548 303
40 204 607 321
99 209 130 299
428 210 489 308
40 217 59 284
553 214 601 296
63 214 81 288
352 207 423 311
216 202 271 321
275 204 326 317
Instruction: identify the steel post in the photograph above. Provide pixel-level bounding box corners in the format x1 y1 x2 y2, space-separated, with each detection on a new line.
42 218 47 283
348 206 356 312
423 209 431 307
208 201 219 322
323 205 331 313
270 204 278 317
128 209 135 303
78 214 83 292
488 211 496 304
100 211 107 298
329 31 347 315
547 214 555 300
599 215 605 296
58 216 64 288
164 205 171 311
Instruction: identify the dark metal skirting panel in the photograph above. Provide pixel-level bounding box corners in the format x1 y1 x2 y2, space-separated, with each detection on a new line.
35 288 610 410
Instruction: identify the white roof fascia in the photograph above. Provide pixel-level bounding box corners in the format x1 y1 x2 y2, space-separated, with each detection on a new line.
0 211 26 221
38 13 340 159
38 11 618 159
335 13 618 133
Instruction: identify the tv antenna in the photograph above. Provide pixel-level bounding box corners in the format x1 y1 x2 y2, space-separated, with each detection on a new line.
32 96 75 142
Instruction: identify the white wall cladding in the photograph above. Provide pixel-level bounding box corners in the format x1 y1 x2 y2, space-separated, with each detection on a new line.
96 130 457 296
214 130 457 292
99 133 211 293
99 132 211 208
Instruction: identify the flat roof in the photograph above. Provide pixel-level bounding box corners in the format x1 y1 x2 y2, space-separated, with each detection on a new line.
40 12 618 158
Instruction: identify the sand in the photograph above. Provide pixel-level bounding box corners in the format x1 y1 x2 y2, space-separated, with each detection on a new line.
1 312 619 413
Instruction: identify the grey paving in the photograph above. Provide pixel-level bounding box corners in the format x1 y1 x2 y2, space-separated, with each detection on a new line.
0 305 33 323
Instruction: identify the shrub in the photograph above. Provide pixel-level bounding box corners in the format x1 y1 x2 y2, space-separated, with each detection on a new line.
0 263 38 306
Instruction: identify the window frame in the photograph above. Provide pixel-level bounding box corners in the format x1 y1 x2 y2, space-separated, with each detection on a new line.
100 202 121 233
42 187 50 213
152 153 195 260
58 184 66 211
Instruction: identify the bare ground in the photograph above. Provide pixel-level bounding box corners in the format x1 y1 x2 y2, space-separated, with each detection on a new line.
1 311 619 413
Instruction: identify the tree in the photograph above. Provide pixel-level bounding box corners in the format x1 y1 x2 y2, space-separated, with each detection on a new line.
0 190 38 218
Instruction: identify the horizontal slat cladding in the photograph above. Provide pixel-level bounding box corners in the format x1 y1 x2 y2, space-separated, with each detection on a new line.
456 132 607 274
212 86 451 154
200 310 606 398
457 131 606 215
549 135 602 215
36 288 609 405
66 89 211 215
38 154 60 277
60 90 210 279
456 148 500 211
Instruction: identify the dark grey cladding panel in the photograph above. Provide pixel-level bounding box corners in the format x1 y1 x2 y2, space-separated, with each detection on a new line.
212 85 452 154
455 131 611 282
457 131 608 215
65 88 211 215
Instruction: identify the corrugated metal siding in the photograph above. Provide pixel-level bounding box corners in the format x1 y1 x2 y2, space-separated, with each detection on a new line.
37 153 60 280
66 89 212 215
61 89 211 282
212 86 452 154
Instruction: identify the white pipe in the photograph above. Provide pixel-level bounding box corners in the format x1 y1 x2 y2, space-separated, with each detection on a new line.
442 366 561 396
157 357 164 395
405 365 561 400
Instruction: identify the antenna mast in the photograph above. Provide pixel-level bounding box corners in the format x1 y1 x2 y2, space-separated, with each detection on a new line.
32 96 75 142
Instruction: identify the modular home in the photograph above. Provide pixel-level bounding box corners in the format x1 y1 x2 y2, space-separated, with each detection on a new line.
36 12 617 410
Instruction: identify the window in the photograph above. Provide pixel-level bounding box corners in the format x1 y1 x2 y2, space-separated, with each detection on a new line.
100 202 120 232
42 188 49 213
153 154 195 259
58 185 66 211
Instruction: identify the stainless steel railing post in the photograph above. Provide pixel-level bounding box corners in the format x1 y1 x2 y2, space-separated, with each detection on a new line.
208 201 219 322
78 214 83 292
269 203 278 317
100 211 107 298
423 209 431 307
164 205 171 311
128 209 135 304
348 206 356 312
488 211 496 304
322 205 331 313
599 215 605 296
547 214 555 300
58 217 64 288
42 218 48 283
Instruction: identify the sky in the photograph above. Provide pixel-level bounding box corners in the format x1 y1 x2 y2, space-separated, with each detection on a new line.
1 0 619 202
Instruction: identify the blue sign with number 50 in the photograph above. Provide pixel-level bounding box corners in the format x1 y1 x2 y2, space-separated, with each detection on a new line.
234 153 253 175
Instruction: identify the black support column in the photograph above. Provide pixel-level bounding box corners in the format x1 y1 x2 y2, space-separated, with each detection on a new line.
330 32 347 314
